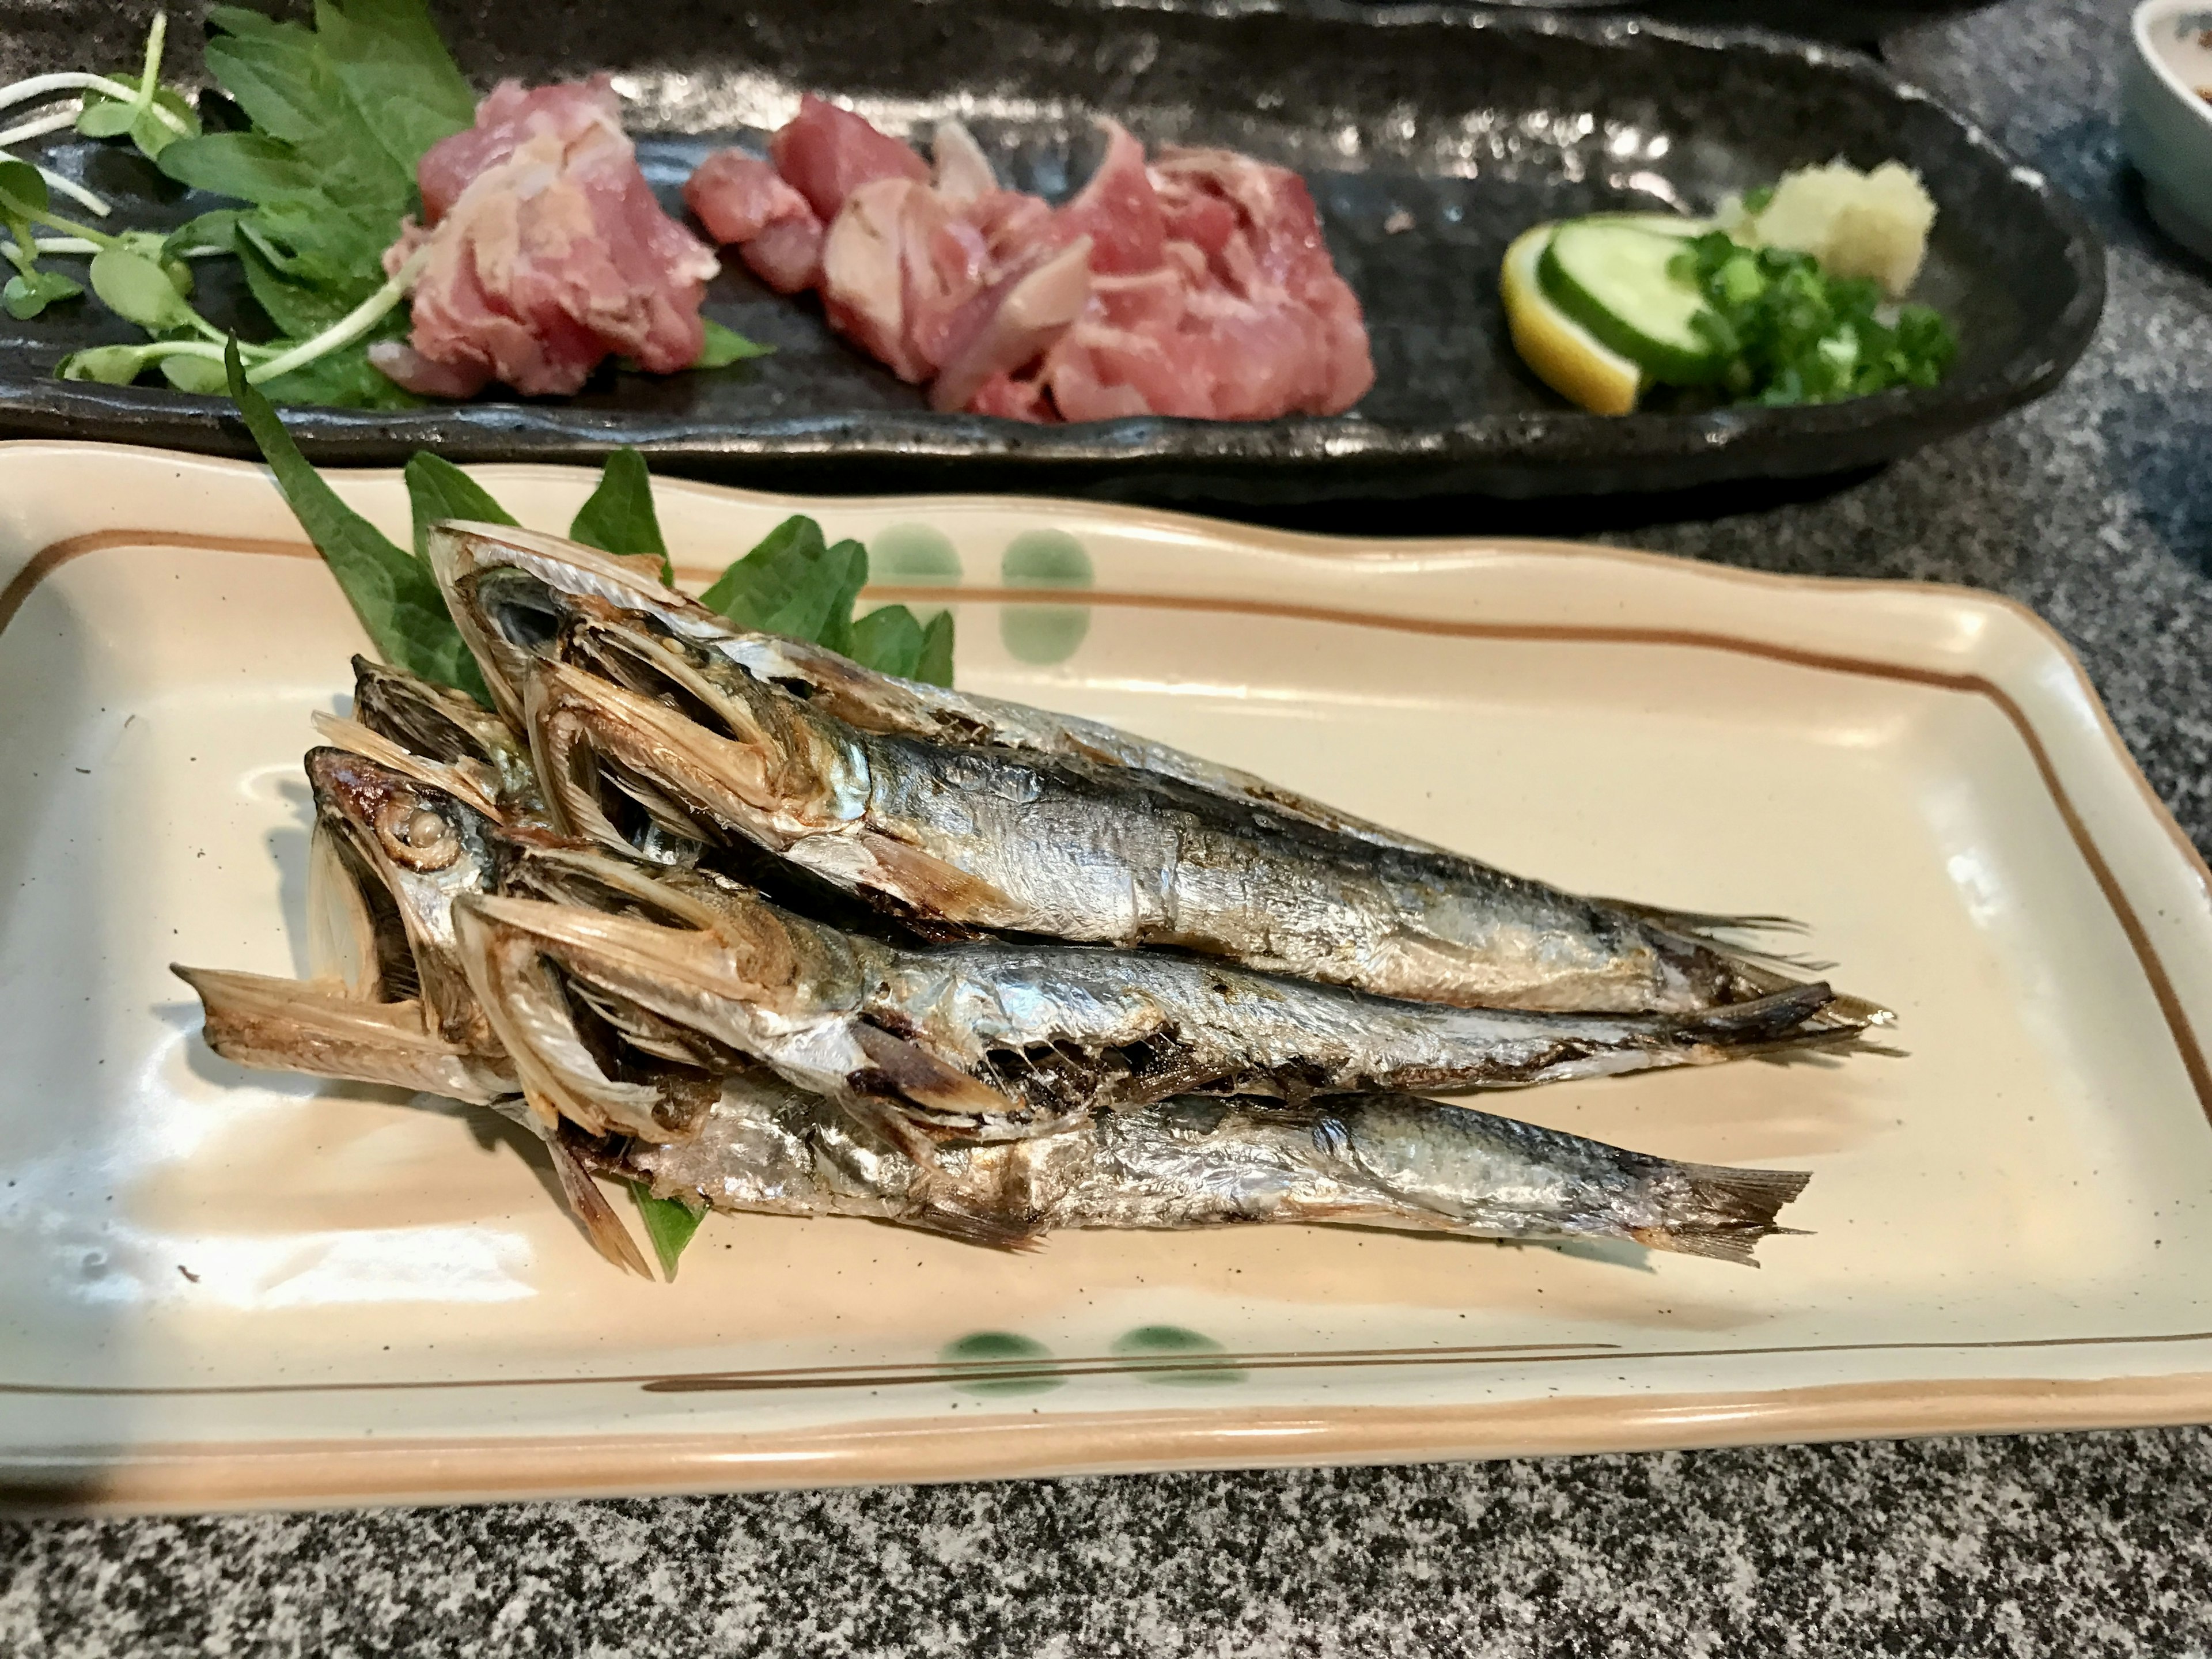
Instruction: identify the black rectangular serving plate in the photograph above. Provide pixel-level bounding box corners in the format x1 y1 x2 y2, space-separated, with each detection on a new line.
0 0 2100 505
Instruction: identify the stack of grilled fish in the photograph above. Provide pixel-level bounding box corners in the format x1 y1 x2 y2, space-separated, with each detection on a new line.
175 524 1891 1275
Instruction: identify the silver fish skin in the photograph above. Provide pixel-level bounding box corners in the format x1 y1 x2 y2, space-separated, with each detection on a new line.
453 883 1858 1144
603 1073 1810 1266
524 643 1871 1022
424 520 1448 855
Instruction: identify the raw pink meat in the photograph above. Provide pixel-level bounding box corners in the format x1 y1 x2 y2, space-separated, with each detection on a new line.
377 77 721 399
1054 121 1163 275
770 94 930 221
681 103 1373 422
684 150 825 293
684 150 811 245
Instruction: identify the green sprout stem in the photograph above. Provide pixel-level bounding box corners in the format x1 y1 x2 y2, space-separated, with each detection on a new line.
0 107 84 147
0 186 116 251
0 71 191 138
131 14 169 127
243 244 427 383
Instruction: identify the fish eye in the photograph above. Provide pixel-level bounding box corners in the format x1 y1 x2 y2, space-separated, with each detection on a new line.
373 796 461 870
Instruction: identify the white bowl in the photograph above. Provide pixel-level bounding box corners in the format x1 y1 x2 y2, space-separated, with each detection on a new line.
2123 0 2212 259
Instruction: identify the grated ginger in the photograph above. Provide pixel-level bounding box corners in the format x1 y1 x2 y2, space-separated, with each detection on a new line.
1717 160 1936 300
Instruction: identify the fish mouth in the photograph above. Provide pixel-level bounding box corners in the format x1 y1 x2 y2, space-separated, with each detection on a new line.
449 893 719 1141
453 892 1013 1149
347 654 502 771
424 520 705 727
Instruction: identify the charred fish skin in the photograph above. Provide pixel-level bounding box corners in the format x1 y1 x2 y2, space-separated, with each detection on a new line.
604 1076 1809 1266
456 884 1862 1145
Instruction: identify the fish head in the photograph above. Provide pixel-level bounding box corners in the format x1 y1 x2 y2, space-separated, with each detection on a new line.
425 521 717 726
347 654 540 814
522 657 864 863
305 745 506 1050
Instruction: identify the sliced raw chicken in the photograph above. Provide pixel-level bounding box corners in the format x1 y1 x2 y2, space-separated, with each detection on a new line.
681 103 1373 422
376 78 720 399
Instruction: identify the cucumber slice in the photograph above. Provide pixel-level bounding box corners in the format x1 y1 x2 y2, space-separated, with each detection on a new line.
1537 220 1727 387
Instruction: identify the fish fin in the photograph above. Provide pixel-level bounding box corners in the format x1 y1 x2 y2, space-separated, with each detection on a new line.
1669 982 1889 1056
1618 901 1895 1029
850 1020 1014 1123
1631 1162 1813 1267
834 1089 949 1169
1605 900 1809 939
546 1132 655 1277
1710 952 1894 1031
907 1205 1048 1252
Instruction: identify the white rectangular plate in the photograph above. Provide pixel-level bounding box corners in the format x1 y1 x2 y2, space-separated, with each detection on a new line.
3 441 2209 1514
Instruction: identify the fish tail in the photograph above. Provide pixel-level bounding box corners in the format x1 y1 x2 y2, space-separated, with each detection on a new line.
1630 1162 1813 1267
1661 979 1893 1058
1710 950 1893 1032
907 1205 1049 1252
1618 900 1896 1029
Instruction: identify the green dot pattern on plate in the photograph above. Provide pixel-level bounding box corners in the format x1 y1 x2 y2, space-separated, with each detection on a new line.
870 523 962 622
1109 1324 1247 1387
939 1330 1065 1396
999 528 1093 665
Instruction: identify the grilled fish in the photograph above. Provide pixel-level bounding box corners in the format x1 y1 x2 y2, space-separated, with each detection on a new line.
430 519 1877 1020
426 519 1448 853
596 1070 1810 1266
451 876 1863 1147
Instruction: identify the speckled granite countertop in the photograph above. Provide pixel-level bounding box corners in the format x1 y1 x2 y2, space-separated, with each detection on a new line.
5 0 2211 1650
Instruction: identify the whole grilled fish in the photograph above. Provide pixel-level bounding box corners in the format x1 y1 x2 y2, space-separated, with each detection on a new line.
452 877 1862 1147
430 519 1874 1020
596 1070 1811 1266
427 520 1445 853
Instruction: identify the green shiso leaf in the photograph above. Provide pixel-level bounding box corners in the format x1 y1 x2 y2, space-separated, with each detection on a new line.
569 448 672 582
404 453 518 562
225 337 487 700
630 1184 707 1280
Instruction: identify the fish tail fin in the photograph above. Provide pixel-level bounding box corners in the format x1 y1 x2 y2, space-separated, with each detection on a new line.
1664 980 1893 1060
1712 952 1893 1033
1608 898 1896 1030
908 1205 1048 1253
1631 1162 1813 1267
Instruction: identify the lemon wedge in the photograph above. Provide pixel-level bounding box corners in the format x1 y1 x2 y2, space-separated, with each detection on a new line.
1499 223 1645 417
